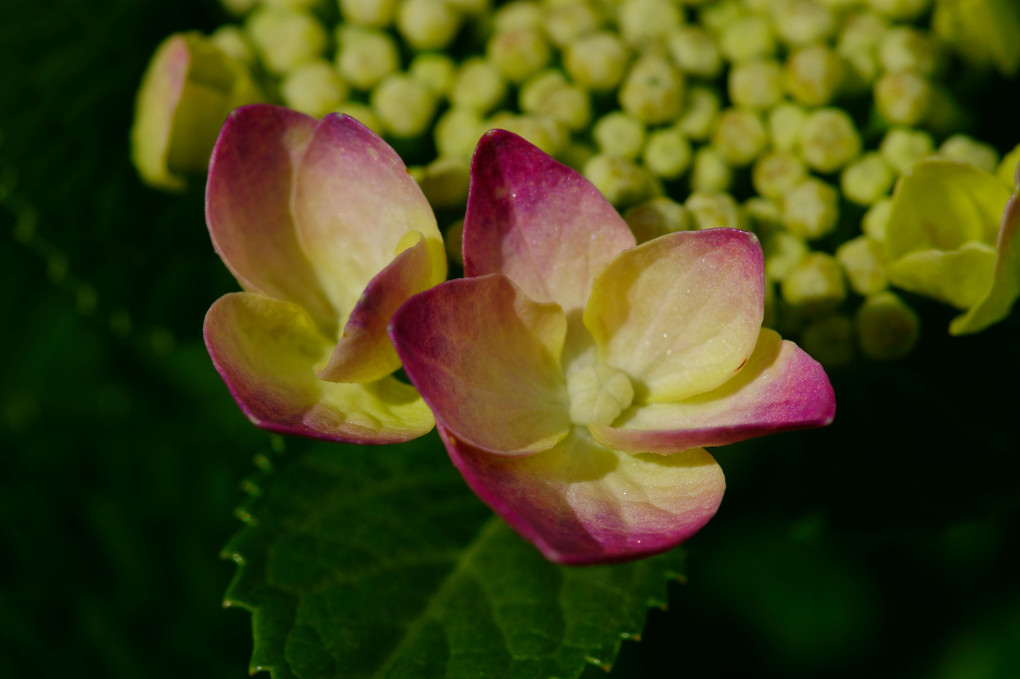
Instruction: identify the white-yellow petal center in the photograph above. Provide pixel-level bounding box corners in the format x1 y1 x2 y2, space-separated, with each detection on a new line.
566 362 634 426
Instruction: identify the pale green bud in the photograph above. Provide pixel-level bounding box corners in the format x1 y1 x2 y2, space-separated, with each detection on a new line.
397 0 463 50
698 0 750 36
729 58 784 110
210 26 256 65
840 152 895 205
800 314 855 366
559 142 595 171
262 0 320 9
450 57 507 113
618 0 683 47
220 0 258 16
782 178 840 240
643 127 693 179
493 0 544 32
335 25 400 90
785 44 845 106
771 0 837 46
593 111 646 159
763 229 809 281
712 108 767 167
409 52 456 96
667 25 722 79
418 156 470 207
838 10 889 53
519 72 592 131
743 196 784 235
445 0 489 13
246 7 328 75
861 198 892 241
690 146 734 192
546 1 603 47
434 107 486 159
677 85 720 141
371 74 438 138
565 31 630 91
619 55 684 125
752 151 808 200
624 196 693 243
489 113 569 157
334 101 384 134
583 153 659 206
998 144 1020 188
800 107 862 174
867 0 931 22
879 126 934 174
874 71 931 126
836 236 888 295
280 60 349 118
781 252 847 312
488 29 552 83
766 102 807 153
878 26 938 75
339 0 398 27
686 190 746 231
719 15 776 62
855 291 919 359
938 134 1001 174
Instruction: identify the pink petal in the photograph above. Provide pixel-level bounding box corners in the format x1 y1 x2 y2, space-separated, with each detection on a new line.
589 329 835 454
206 104 337 332
442 425 726 565
463 130 636 316
292 113 444 319
205 292 434 444
390 275 571 456
584 229 765 401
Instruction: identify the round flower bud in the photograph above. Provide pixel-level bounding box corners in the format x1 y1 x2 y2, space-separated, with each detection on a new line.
546 1 603 48
396 0 463 50
434 107 485 160
667 25 722 79
339 0 398 27
743 196 784 235
712 108 767 167
854 291 919 360
782 178 839 240
753 151 808 200
418 156 470 208
874 71 931 126
210 26 256 65
771 0 836 46
800 314 855 366
698 0 749 36
583 153 658 206
593 111 646 160
371 74 438 138
409 52 456 96
487 112 569 157
938 134 1000 173
763 230 808 281
719 15 776 63
836 235 888 295
767 102 807 153
685 190 746 231
565 31 630 92
619 55 684 124
861 198 892 242
450 57 506 113
335 26 400 90
799 108 862 174
785 44 844 106
220 0 258 16
877 26 938 75
840 152 895 205
643 127 693 179
879 126 934 174
837 9 888 54
690 146 733 192
729 58 784 110
492 0 544 33
519 71 591 131
781 252 847 313
246 7 327 75
280 60 348 118
487 29 552 83
618 0 683 47
677 85 720 141
624 196 693 243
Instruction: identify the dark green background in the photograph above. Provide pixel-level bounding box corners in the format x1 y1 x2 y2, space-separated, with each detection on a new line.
1 1 1018 676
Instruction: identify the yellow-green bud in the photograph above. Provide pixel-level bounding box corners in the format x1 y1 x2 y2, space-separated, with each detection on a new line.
771 0 837 47
785 44 844 106
371 74 438 138
246 7 327 75
418 157 470 208
619 55 684 125
878 26 938 75
840 152 895 205
753 151 808 200
690 146 734 192
618 0 683 47
434 107 486 159
546 1 603 47
565 31 631 91
489 113 568 157
593 111 646 159
643 127 692 179
450 57 507 113
938 134 1001 173
854 291 919 360
698 0 749 36
781 252 847 312
335 26 400 90
729 58 784 110
867 0 931 22
210 26 256 65
685 190 746 231
280 60 348 118
861 198 892 241
712 108 767 167
766 102 807 153
763 229 809 281
624 196 693 243
719 15 776 62
488 29 552 83
836 235 888 295
782 178 840 240
519 72 591 132
837 10 888 54
397 0 463 50
493 0 544 33
799 108 862 174
800 314 855 366
583 154 659 207
743 196 784 235
677 85 721 141
220 0 258 16
874 71 931 126
667 25 722 79
879 126 934 174
409 52 456 96
339 0 398 27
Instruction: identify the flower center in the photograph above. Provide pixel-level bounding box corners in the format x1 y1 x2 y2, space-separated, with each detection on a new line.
566 362 634 426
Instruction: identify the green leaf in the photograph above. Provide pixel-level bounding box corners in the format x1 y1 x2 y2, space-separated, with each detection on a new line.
222 435 685 679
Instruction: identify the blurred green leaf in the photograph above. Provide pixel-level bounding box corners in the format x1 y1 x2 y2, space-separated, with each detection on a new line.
222 438 685 679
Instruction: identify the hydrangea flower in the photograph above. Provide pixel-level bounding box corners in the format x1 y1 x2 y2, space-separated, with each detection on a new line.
204 104 446 443
884 158 1020 334
390 131 835 564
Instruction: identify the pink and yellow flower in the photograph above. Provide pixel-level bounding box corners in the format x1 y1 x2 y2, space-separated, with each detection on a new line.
203 104 446 443
390 131 835 564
